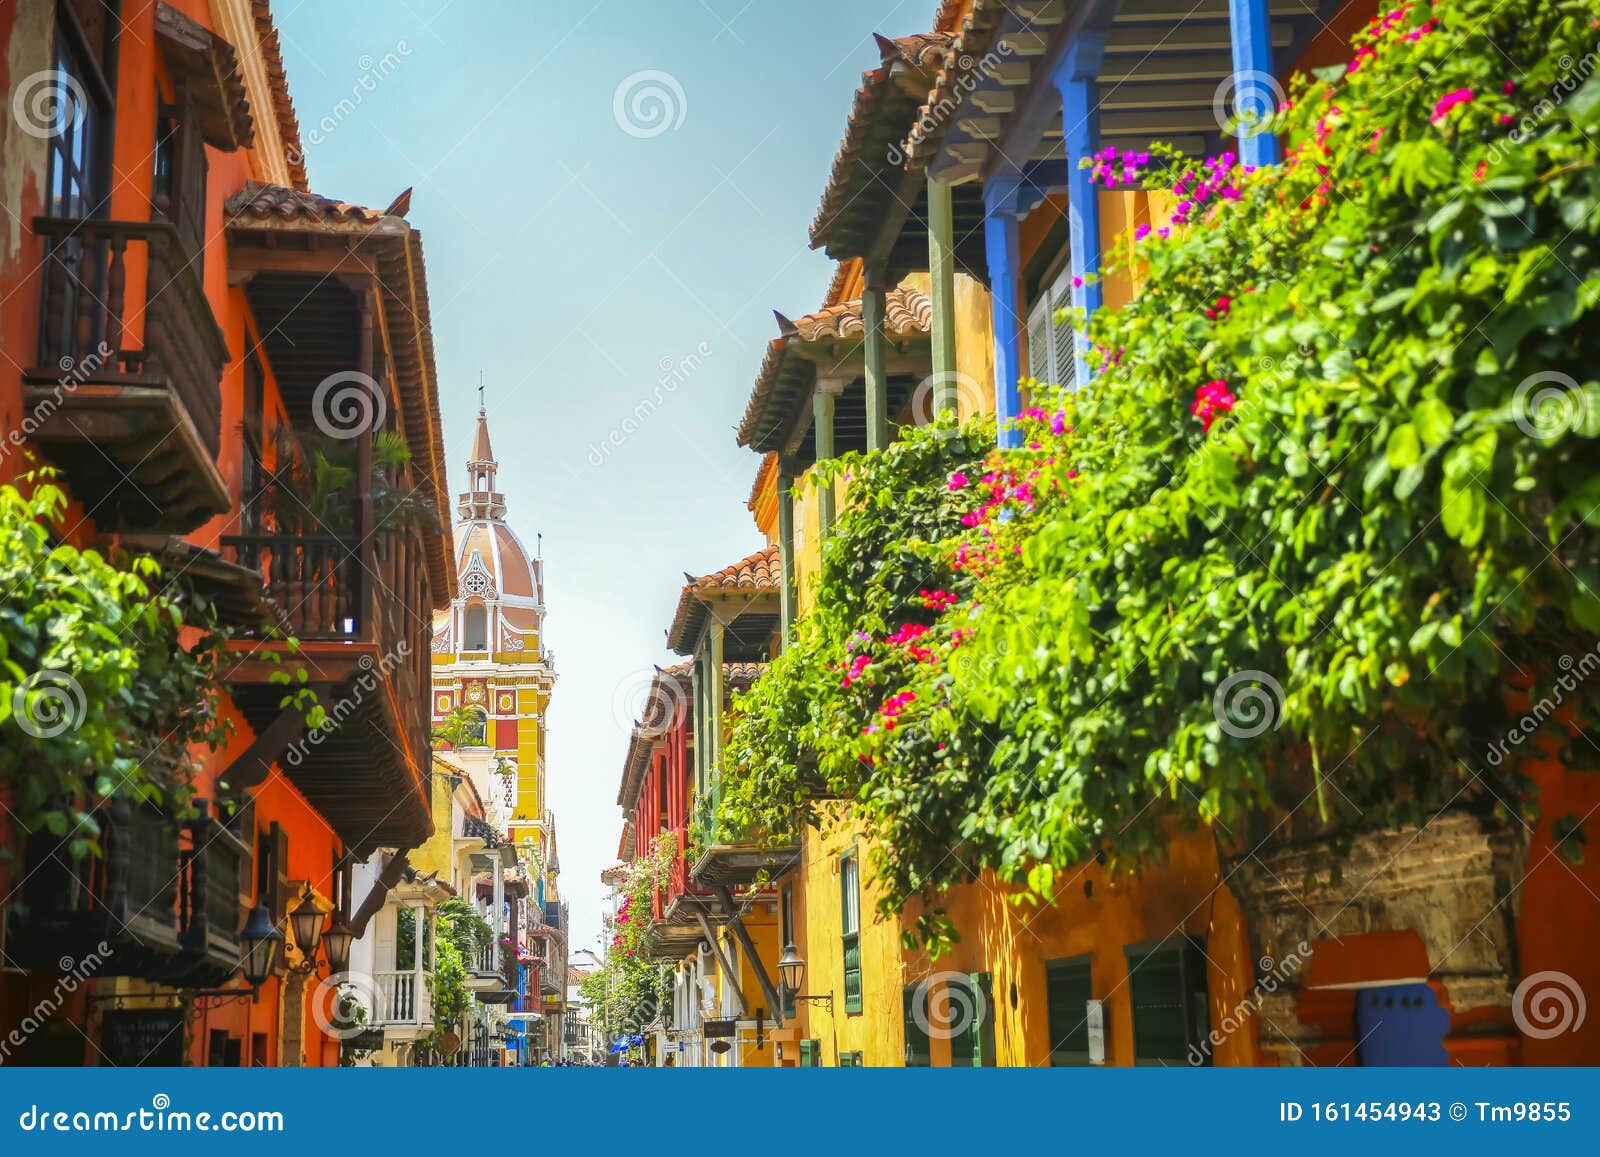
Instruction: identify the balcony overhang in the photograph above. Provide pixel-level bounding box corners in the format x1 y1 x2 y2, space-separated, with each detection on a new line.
221 638 432 855
690 844 801 889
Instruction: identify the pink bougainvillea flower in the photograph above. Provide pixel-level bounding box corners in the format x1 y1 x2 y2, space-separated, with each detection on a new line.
1431 88 1474 124
1191 379 1237 433
948 470 969 490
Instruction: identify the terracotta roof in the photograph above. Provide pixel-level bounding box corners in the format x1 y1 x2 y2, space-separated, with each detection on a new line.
224 180 391 226
810 33 952 252
685 545 780 596
738 286 933 451
251 0 307 191
782 285 932 342
747 451 778 511
665 546 782 655
903 0 1009 167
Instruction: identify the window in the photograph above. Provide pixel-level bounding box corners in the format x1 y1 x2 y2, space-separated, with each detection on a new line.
797 1038 821 1066
44 2 117 221
1045 955 1094 1066
462 708 486 747
1025 262 1079 393
947 973 996 1067
464 604 488 650
838 1050 864 1067
839 849 861 1014
1125 937 1211 1065
902 984 931 1067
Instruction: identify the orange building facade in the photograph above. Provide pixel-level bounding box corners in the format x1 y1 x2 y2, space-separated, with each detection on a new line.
0 0 452 1067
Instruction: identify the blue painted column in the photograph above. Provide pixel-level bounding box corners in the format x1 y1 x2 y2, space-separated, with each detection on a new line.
1230 0 1282 167
1053 33 1105 391
983 174 1024 449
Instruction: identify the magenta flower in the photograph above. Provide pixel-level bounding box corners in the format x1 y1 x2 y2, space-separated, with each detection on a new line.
1431 88 1474 124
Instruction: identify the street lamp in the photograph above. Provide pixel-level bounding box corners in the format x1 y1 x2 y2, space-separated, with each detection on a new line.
239 903 284 992
776 942 833 1013
286 886 327 974
322 914 356 975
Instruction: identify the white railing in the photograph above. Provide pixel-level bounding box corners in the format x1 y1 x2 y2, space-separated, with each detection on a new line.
373 970 432 1026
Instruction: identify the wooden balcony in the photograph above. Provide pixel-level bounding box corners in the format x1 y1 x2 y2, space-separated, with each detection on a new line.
24 217 229 532
220 523 436 855
176 815 250 987
7 798 185 978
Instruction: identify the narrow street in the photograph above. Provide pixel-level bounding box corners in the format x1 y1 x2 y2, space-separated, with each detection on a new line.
0 0 1597 1113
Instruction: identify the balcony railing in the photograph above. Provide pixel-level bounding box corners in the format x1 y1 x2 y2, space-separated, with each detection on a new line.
26 217 229 531
373 970 432 1027
177 816 249 986
9 798 185 976
220 519 436 850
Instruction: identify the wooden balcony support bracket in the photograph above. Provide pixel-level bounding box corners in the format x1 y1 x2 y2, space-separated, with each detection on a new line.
713 884 786 1026
349 849 414 937
218 689 336 791
694 911 747 1018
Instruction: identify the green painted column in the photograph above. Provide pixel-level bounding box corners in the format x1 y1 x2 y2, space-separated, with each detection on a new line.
707 619 725 806
776 470 797 640
927 172 959 417
863 276 888 451
812 382 839 538
691 646 705 799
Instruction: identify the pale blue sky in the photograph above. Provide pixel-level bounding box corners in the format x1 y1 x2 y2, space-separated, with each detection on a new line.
275 0 939 950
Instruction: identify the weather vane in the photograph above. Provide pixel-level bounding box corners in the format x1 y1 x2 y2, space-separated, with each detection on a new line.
478 370 485 410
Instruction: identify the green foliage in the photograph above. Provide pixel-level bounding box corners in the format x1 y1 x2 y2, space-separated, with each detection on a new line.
0 469 235 856
431 704 485 750
721 0 1600 945
580 834 676 1040
254 426 438 537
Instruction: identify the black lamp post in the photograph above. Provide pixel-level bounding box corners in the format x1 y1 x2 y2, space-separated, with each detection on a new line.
777 942 833 1013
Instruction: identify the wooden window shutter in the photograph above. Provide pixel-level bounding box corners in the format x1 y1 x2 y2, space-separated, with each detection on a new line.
902 984 931 1067
1045 955 1093 1066
229 796 255 904
1049 268 1078 393
270 822 290 924
1126 936 1210 1064
798 1038 815 1066
1025 295 1053 385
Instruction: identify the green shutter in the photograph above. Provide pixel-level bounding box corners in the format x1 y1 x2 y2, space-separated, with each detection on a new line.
798 1038 813 1067
840 850 862 1014
902 984 931 1067
839 1050 863 1067
1045 956 1094 1066
1126 937 1210 1064
969 972 995 1067
947 973 995 1067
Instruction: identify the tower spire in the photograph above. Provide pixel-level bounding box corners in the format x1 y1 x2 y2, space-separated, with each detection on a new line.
460 394 503 520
